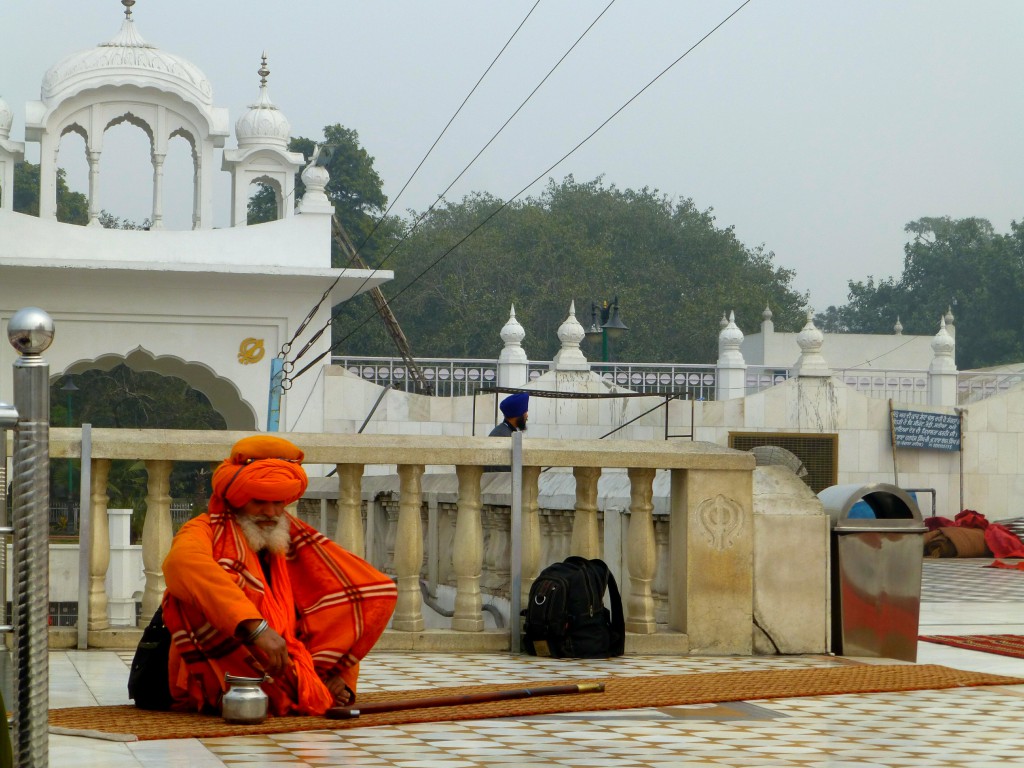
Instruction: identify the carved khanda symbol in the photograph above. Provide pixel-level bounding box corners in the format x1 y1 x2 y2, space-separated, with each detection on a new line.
696 494 744 551
238 337 266 365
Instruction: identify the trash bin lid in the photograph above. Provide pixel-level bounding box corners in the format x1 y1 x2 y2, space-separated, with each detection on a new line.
817 482 926 532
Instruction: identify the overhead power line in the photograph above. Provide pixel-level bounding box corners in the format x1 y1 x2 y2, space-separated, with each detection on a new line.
276 0 543 361
286 0 617 374
285 0 755 385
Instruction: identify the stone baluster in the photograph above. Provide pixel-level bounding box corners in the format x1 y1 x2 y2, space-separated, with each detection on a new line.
392 464 425 631
439 505 457 586
335 463 365 557
520 465 542 610
626 467 657 633
653 516 670 625
480 507 498 592
140 459 173 625
453 464 484 631
491 509 511 595
570 466 601 558
383 498 399 578
538 511 555 568
87 459 111 631
557 512 573 562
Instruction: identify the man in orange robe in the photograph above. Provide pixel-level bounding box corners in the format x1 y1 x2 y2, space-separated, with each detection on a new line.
161 435 397 716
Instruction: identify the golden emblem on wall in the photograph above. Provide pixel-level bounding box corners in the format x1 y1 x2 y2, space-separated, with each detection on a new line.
238 337 265 365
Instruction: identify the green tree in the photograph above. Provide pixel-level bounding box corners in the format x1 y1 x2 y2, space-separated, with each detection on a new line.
817 216 1024 369
13 161 88 224
331 176 807 362
51 366 226 538
246 124 399 265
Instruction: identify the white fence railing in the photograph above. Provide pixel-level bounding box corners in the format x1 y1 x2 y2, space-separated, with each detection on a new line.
332 355 1024 406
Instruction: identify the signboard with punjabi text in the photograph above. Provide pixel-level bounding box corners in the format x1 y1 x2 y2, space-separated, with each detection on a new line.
891 409 961 452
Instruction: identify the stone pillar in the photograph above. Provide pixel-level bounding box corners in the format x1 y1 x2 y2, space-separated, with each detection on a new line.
191 152 203 230
625 467 657 634
520 465 541 611
140 460 173 625
106 509 137 627
86 150 102 227
335 463 365 557
38 139 58 220
669 468 753 654
392 464 425 631
497 305 529 388
570 466 601 558
929 316 958 407
716 310 747 400
452 464 484 631
150 151 166 230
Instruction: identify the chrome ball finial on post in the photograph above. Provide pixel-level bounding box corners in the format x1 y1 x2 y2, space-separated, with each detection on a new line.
7 306 53 768
7 307 54 356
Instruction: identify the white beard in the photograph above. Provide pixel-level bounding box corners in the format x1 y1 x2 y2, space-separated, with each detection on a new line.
236 513 292 556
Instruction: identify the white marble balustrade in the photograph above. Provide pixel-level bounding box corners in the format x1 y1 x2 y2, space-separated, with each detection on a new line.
49 428 756 655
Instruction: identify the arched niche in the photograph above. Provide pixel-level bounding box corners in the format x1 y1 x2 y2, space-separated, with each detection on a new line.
59 346 257 430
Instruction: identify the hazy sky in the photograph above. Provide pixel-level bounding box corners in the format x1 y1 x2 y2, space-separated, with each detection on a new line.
3 1 1022 313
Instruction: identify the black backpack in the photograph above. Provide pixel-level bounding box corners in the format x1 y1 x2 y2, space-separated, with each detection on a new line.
522 556 625 658
127 605 173 710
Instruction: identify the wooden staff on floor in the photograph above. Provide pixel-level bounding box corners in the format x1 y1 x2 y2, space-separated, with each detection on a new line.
326 681 605 719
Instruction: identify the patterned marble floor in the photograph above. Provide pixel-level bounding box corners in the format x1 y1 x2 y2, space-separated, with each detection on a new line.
45 557 1024 767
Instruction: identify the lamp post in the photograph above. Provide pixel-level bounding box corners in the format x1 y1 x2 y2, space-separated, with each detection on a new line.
60 378 78 505
585 297 629 362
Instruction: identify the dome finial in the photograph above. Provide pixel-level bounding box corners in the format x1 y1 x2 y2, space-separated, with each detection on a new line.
122 0 135 19
258 51 270 88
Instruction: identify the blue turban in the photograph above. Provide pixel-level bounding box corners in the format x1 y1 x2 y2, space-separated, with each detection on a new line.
499 392 530 419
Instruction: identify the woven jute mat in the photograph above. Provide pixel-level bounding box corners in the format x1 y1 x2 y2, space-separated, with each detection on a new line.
919 634 1024 659
48 664 1023 742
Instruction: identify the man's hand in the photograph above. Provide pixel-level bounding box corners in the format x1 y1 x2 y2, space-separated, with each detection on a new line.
238 619 289 675
326 676 354 706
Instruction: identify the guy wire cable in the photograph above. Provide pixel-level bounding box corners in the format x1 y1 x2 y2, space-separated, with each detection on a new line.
285 0 618 370
276 0 543 360
286 0 755 384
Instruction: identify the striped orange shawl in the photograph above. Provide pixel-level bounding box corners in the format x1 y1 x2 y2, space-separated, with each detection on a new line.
162 511 397 716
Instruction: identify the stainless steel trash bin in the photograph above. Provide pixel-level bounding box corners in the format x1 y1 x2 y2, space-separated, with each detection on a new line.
817 483 926 662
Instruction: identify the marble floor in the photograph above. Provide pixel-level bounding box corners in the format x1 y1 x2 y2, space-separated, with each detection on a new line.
45 558 1024 767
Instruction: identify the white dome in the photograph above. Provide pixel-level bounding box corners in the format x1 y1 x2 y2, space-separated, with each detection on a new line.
40 14 213 108
0 95 12 139
235 55 291 147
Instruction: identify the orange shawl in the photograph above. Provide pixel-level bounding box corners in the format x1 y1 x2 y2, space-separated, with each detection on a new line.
162 511 397 716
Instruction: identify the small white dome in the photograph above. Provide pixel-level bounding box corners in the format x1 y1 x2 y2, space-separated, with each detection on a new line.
235 54 291 147
41 7 213 108
0 95 12 139
719 310 744 347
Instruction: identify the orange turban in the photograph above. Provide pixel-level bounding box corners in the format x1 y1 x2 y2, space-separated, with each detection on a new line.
209 436 308 514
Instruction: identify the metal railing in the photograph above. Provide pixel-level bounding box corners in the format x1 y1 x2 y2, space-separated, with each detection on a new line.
335 354 1024 407
957 371 1024 404
835 368 930 405
333 356 498 397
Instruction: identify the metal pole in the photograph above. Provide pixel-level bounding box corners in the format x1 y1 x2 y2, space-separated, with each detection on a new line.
8 306 54 768
0 403 18 715
509 431 523 654
77 424 92 650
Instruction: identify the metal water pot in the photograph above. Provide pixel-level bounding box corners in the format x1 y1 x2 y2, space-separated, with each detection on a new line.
222 673 269 724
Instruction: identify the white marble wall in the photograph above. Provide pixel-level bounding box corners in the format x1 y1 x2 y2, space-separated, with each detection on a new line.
325 368 1024 522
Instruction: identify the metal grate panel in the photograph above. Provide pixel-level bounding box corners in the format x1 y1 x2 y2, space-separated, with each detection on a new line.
729 432 838 493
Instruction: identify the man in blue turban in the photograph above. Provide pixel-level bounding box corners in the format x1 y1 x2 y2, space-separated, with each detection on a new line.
489 391 529 437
